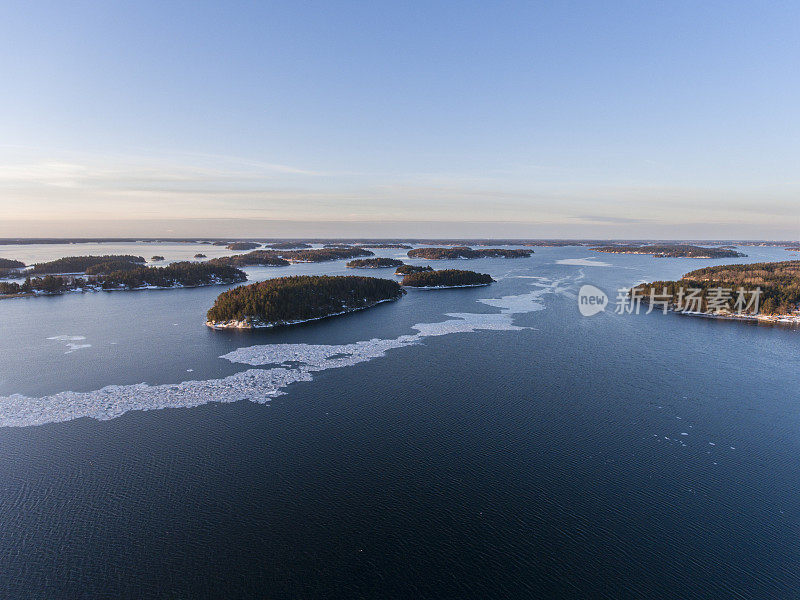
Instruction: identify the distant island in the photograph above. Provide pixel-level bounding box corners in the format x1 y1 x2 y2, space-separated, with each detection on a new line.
211 246 373 268
150 255 165 262
206 275 404 329
394 264 433 275
401 269 494 288
0 262 246 298
226 242 261 251
633 260 800 323
210 251 291 267
346 258 405 269
0 258 25 277
359 243 413 249
407 247 532 259
194 253 207 258
593 245 746 258
278 247 374 262
30 255 146 275
787 247 800 251
265 242 312 249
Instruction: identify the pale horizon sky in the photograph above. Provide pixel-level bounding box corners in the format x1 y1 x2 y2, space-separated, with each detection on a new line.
1 1 799 239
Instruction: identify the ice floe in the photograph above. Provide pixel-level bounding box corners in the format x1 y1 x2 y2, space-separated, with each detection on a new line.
47 335 92 354
1 275 574 428
555 257 612 267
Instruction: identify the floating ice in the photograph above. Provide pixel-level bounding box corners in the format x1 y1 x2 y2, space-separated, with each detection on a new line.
47 335 91 354
555 257 612 267
1 275 577 428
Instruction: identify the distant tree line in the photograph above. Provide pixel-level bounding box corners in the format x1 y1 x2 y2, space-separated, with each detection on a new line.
265 242 312 249
210 252 291 267
394 264 433 275
226 242 261 251
212 247 374 267
346 258 405 268
31 255 146 274
592 245 745 258
407 247 532 259
0 262 246 297
0 258 25 269
0 257 25 277
401 269 494 287
207 275 404 325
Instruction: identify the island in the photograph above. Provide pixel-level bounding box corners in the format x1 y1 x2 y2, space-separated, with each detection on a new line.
346 258 405 269
206 275 405 329
226 242 261 251
194 253 207 258
150 255 165 262
786 247 800 252
279 247 374 262
592 244 746 258
0 258 25 277
265 242 312 249
407 247 532 259
30 255 146 275
632 260 800 323
0 262 247 298
359 243 413 249
210 251 291 267
394 264 433 275
401 269 494 288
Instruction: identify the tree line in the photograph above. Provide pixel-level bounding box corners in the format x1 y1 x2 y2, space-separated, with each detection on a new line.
407 247 532 259
401 269 494 287
346 258 405 268
0 262 246 297
207 275 404 325
634 260 800 315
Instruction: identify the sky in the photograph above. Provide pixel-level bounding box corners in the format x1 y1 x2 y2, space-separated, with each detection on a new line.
1 0 799 239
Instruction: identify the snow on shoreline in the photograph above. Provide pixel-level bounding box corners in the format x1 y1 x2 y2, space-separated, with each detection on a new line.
206 298 399 329
0 276 572 428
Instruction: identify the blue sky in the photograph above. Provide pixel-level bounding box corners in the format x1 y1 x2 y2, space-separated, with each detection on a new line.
1 1 799 238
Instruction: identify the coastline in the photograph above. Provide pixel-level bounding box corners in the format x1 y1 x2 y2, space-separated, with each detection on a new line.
206 297 400 330
664 308 800 326
0 278 242 300
403 283 492 290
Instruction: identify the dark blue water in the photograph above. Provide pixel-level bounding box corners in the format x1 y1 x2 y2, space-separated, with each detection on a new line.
1 244 799 598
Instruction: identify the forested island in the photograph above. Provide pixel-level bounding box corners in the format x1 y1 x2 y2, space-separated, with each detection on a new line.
359 243 413 249
346 258 405 269
226 242 261 251
0 262 246 298
150 255 165 262
401 269 494 288
206 275 404 329
194 253 207 258
394 264 433 275
407 247 532 259
30 255 146 274
265 242 312 249
211 246 373 268
593 245 746 258
210 251 291 267
0 258 25 277
632 260 800 321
